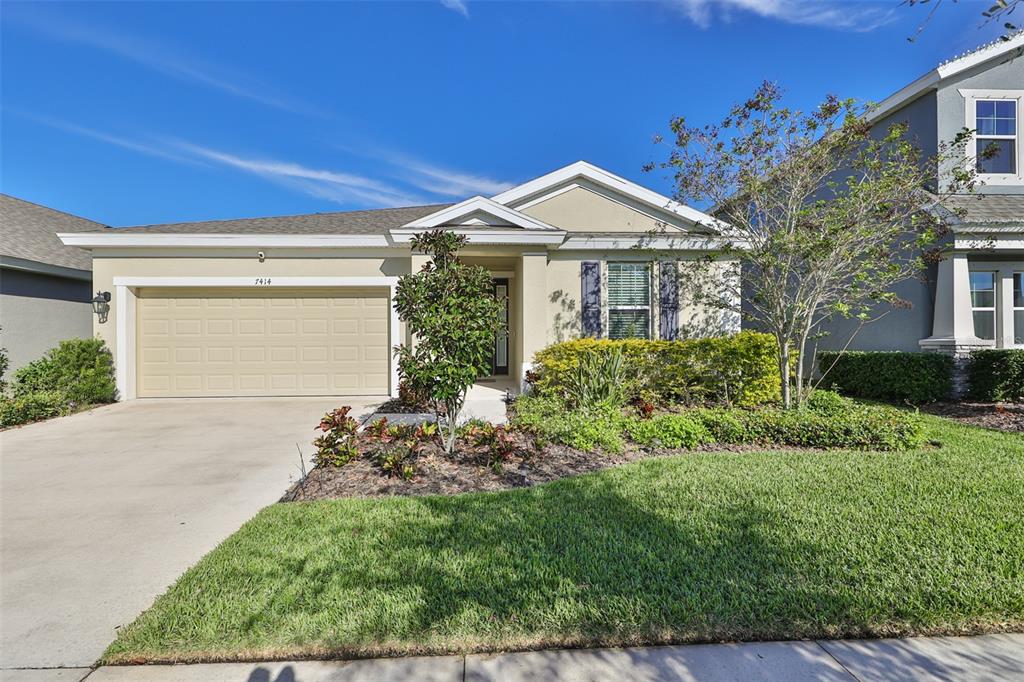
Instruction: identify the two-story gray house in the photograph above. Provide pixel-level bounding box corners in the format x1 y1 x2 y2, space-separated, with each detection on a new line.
817 33 1023 375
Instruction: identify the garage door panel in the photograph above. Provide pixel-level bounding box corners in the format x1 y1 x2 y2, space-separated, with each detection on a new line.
137 287 389 397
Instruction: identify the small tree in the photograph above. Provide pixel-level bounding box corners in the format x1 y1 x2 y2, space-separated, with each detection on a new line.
648 82 977 408
393 230 504 453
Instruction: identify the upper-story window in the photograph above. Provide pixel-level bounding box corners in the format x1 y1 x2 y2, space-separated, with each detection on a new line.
975 100 1017 175
961 89 1023 185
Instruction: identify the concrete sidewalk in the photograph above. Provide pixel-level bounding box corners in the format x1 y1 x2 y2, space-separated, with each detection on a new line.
8 633 1021 682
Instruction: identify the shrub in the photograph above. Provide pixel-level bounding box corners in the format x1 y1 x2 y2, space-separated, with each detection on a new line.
312 407 360 467
1 390 71 428
968 349 1024 402
512 395 626 452
625 414 710 449
804 389 854 416
565 345 627 409
817 351 952 404
532 331 781 408
13 338 117 404
692 403 925 451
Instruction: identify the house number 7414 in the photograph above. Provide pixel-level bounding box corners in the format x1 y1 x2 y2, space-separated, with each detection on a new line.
254 278 272 285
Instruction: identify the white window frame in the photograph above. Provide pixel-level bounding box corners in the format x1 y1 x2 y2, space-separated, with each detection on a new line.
606 261 653 340
969 270 998 342
1014 272 1024 348
961 89 1024 186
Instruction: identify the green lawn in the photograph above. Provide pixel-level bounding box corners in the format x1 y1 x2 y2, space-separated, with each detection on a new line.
105 415 1024 664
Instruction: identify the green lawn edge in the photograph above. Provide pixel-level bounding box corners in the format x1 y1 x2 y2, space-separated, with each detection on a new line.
103 414 1024 665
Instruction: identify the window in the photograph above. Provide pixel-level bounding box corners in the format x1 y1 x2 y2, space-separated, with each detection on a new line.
970 271 997 341
975 100 1017 175
1015 273 1024 346
607 262 651 339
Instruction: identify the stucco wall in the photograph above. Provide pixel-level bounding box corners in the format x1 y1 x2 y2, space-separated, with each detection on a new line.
546 252 740 344
0 295 93 371
518 179 693 233
1 268 93 370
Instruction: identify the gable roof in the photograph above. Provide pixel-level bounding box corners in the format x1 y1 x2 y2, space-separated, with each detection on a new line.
0 194 104 272
399 196 562 231
491 160 726 233
868 30 1024 123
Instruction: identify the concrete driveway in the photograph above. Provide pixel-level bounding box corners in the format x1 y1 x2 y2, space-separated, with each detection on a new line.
0 397 381 675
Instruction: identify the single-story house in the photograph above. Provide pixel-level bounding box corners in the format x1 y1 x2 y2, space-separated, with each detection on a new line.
1 194 101 371
59 161 738 400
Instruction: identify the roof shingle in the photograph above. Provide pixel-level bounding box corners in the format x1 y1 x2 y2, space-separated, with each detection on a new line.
942 194 1024 225
0 194 105 271
112 204 453 235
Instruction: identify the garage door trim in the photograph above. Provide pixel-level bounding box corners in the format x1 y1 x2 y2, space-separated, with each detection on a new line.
112 276 400 400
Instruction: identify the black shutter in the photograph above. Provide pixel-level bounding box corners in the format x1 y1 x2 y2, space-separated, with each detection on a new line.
659 261 678 340
581 261 602 338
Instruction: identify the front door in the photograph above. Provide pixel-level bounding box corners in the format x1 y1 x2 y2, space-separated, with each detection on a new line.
492 278 509 376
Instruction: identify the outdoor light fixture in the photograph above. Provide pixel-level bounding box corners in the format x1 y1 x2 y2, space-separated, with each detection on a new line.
92 291 111 324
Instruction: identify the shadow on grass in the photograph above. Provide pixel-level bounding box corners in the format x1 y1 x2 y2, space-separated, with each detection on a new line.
237 469 863 653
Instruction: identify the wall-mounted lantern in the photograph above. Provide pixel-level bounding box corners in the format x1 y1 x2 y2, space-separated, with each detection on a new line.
92 291 111 324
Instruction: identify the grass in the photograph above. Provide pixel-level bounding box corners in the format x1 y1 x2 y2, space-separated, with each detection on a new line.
104 414 1024 664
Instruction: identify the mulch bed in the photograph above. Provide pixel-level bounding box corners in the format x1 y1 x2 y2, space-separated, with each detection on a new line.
283 428 770 502
921 401 1024 433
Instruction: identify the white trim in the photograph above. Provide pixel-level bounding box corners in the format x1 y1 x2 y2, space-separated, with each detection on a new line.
114 276 401 400
868 33 1024 123
389 228 565 245
490 160 731 233
954 236 1024 250
400 196 562 231
558 235 742 251
58 233 395 248
112 276 399 288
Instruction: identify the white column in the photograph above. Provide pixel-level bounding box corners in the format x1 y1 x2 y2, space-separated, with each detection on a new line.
999 269 1015 349
921 252 981 346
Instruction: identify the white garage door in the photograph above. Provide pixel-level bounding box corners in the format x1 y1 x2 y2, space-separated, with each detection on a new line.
136 287 390 397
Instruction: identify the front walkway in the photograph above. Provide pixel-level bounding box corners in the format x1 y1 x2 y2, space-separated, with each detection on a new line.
0 397 382 673
25 633 1024 681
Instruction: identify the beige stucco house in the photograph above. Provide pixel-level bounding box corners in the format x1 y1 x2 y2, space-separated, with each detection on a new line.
59 161 737 400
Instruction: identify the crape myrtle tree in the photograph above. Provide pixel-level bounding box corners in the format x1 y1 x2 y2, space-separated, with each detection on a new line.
646 81 978 408
393 230 504 454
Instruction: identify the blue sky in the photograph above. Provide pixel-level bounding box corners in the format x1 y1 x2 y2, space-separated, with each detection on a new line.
0 0 1006 226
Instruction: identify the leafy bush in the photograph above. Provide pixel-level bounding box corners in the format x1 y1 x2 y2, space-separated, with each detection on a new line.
804 389 854 416
531 332 780 408
565 345 627 408
1 390 71 428
968 349 1024 402
692 402 925 451
817 351 952 404
512 395 627 452
312 407 360 467
13 338 116 404
0 330 9 394
625 414 710 449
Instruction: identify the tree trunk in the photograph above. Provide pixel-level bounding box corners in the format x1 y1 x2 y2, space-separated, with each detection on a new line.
777 343 791 409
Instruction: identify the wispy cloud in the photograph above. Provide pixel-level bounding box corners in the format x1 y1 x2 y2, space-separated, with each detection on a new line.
440 0 470 18
6 6 319 115
667 0 895 32
168 141 427 206
338 146 514 197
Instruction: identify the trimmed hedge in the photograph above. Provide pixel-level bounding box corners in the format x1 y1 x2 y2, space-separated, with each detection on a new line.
818 351 952 404
531 332 781 407
511 392 925 452
968 349 1024 402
